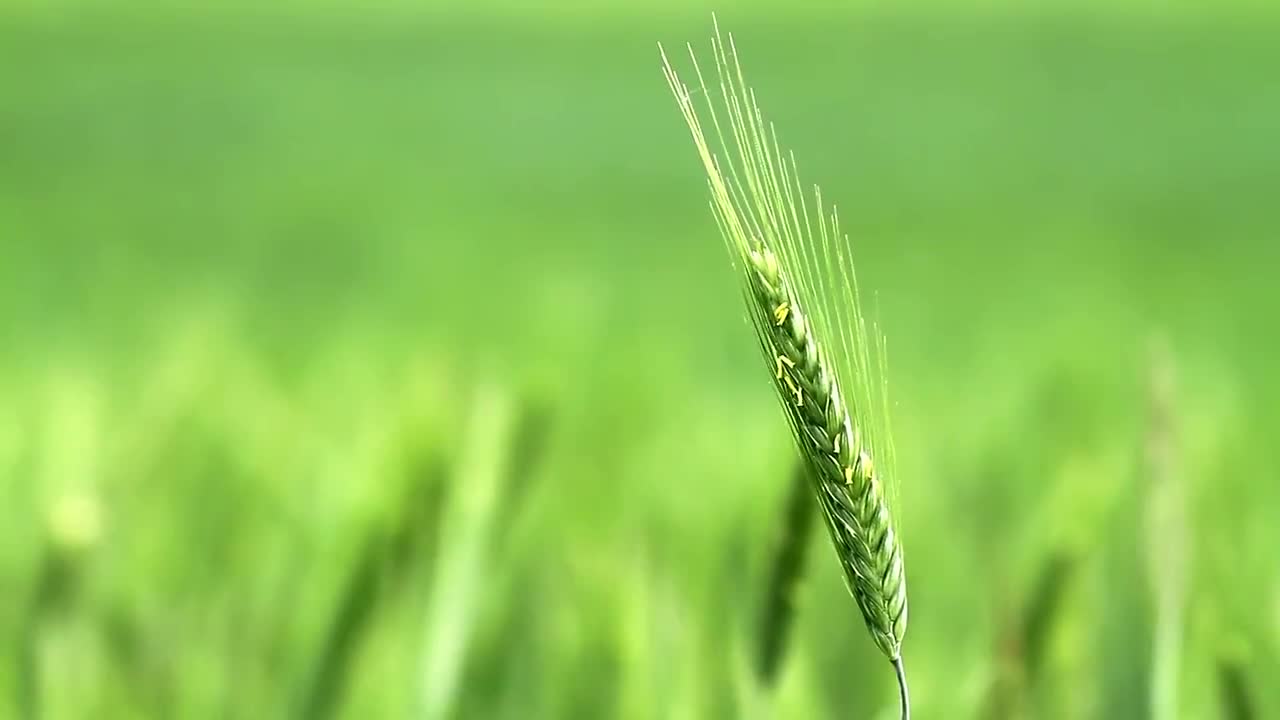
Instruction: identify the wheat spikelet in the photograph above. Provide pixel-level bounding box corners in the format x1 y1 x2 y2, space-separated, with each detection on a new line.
661 18 909 715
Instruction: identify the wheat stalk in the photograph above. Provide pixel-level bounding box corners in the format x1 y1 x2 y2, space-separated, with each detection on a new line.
661 19 910 717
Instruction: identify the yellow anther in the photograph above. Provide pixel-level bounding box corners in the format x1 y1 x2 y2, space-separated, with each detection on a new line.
858 450 873 477
775 354 795 380
773 302 790 326
844 465 855 485
832 432 841 455
782 374 803 407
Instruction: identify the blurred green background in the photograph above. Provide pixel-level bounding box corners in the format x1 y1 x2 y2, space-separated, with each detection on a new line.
2 1 1278 718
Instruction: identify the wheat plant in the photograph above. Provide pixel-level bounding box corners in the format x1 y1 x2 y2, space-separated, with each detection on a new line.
661 20 911 718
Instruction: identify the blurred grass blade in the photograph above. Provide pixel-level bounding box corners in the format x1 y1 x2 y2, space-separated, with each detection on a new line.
298 452 448 720
1022 552 1076 682
17 493 101 720
1144 337 1187 720
981 550 1076 719
418 383 514 720
16 552 51 720
1216 656 1255 720
755 461 815 689
492 399 554 551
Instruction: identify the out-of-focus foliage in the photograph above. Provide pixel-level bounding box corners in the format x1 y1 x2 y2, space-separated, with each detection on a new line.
1 1 1278 717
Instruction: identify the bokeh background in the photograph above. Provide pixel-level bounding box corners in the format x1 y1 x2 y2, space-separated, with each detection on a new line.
2 0 1278 718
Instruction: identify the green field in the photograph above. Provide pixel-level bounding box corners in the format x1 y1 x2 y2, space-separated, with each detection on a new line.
3 4 1279 718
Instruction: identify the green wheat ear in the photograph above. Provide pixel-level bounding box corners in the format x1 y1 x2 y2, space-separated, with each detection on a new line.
661 19 911 718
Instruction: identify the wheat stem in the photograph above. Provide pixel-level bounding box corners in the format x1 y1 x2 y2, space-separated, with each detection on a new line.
893 656 910 720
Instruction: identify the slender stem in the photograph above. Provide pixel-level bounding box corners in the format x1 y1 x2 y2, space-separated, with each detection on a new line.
893 656 910 720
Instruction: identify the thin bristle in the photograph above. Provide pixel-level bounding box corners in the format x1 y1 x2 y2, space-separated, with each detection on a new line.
661 19 910 690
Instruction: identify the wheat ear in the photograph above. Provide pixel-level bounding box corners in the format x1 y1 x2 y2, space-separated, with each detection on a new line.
661 19 909 716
